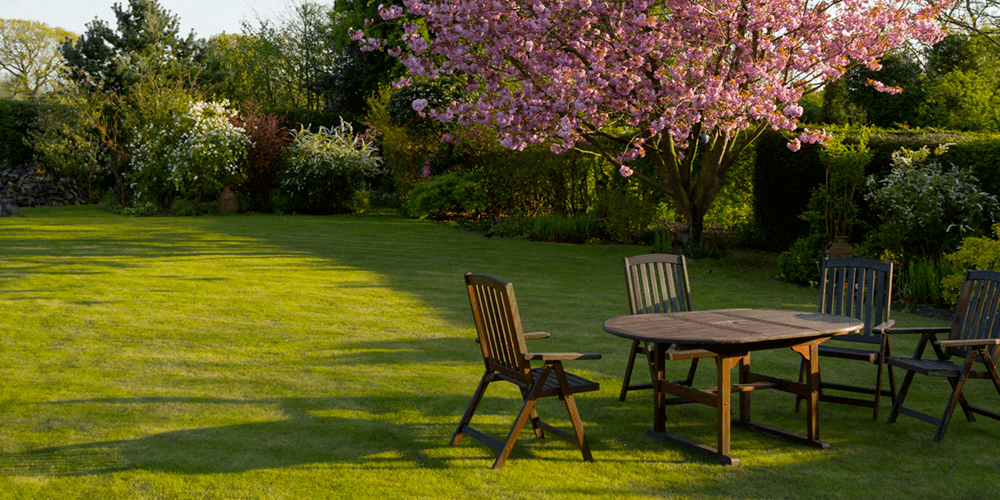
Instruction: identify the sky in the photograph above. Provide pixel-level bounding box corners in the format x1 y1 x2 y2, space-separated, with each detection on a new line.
0 0 296 38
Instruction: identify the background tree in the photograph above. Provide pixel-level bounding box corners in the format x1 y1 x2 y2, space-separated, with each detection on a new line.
916 32 1000 130
0 19 77 100
358 0 948 243
320 0 407 124
61 0 203 94
843 51 926 128
283 1 336 111
937 0 1000 49
202 31 300 109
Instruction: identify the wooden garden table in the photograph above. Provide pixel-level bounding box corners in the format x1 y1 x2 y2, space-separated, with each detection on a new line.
603 308 864 466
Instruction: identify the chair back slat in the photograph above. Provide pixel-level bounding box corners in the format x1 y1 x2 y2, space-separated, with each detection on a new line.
951 270 1000 361
818 258 893 338
624 254 693 315
466 273 531 380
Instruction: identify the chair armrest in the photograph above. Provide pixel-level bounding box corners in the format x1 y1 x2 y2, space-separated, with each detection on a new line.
475 331 550 343
884 326 950 335
872 319 896 334
935 339 1000 348
524 353 602 361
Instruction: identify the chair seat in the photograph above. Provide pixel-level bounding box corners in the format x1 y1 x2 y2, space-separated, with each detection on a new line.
537 367 599 393
818 345 880 363
886 356 962 377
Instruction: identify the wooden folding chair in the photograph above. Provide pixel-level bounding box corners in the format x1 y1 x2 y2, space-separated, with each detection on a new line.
794 258 896 419
451 273 601 469
886 269 1000 440
618 254 715 402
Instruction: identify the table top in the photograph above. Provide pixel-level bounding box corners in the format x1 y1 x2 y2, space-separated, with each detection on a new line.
603 308 863 347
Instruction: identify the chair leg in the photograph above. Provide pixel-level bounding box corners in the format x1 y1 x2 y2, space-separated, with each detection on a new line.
520 387 545 439
888 368 917 424
493 365 552 469
451 372 492 446
554 363 594 462
935 356 977 441
683 357 699 387
619 339 642 401
873 358 886 421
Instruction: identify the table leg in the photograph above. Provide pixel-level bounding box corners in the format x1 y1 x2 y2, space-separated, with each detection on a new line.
653 342 667 433
716 355 732 457
804 343 820 442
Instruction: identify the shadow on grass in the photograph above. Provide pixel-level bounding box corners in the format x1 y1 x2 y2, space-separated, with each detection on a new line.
2 395 461 476
2 394 630 476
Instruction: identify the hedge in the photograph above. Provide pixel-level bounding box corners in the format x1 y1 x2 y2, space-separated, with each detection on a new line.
752 127 1000 252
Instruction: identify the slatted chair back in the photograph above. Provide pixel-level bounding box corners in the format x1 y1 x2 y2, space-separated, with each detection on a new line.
624 254 693 315
948 270 1000 361
465 273 532 383
818 258 893 344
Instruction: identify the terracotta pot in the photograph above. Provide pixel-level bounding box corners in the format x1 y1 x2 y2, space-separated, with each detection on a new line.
217 186 238 214
827 235 853 259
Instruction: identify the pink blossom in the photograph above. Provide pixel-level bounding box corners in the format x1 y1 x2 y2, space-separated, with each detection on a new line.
783 105 804 118
412 99 429 112
349 0 950 234
867 79 903 95
378 4 405 20
619 166 634 177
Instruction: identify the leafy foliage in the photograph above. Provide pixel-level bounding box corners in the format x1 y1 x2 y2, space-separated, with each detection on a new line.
129 98 249 210
865 145 999 258
280 120 383 214
943 224 1000 304
2 99 60 165
26 99 107 200
232 101 292 212
403 170 484 219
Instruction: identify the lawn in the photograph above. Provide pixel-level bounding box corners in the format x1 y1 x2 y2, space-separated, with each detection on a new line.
1 205 996 500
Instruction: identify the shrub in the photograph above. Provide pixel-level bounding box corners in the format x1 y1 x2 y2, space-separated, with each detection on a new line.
530 215 598 244
280 119 383 215
120 84 194 207
943 224 1000 304
130 99 250 212
233 101 291 212
27 102 108 202
594 187 660 244
777 233 827 285
897 256 951 307
1 99 58 165
364 85 438 196
403 170 485 219
864 145 999 258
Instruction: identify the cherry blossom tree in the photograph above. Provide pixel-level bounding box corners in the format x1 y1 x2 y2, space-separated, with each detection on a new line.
353 0 948 242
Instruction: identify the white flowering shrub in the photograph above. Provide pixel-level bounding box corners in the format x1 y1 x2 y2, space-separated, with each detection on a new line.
865 145 999 257
129 99 250 211
280 119 384 214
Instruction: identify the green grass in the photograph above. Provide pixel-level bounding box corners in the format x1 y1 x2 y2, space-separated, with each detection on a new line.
1 205 996 499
